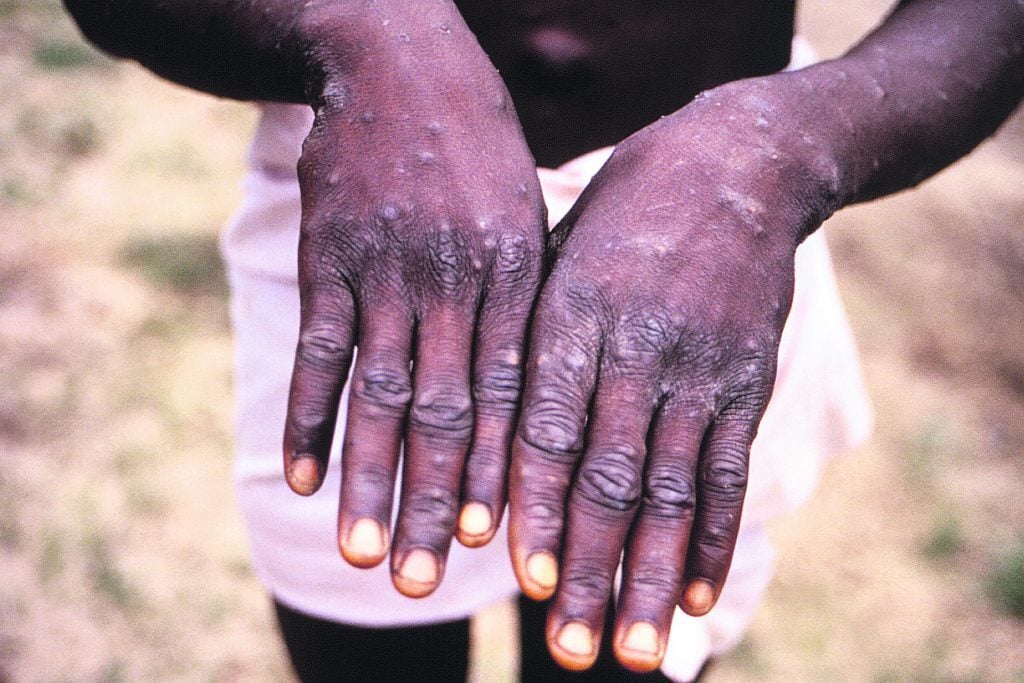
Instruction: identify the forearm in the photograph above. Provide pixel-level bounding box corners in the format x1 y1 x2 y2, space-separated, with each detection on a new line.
825 0 1024 205
685 0 1022 234
62 0 477 105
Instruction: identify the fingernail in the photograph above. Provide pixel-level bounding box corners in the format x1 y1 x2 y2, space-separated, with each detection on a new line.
621 622 660 656
683 579 717 615
458 503 492 537
556 622 595 657
287 456 320 495
526 551 558 590
345 518 386 563
398 549 439 587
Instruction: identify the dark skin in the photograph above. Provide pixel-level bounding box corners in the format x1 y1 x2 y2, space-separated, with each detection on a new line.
64 0 1024 673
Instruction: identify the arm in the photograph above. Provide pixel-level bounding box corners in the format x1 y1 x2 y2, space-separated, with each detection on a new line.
509 0 1022 672
62 0 314 102
66 0 547 596
728 0 1024 211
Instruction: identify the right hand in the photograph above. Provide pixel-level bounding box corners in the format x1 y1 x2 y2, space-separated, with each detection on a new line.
282 6 546 599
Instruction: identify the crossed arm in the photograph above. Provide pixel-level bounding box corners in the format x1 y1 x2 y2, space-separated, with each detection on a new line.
65 0 1023 673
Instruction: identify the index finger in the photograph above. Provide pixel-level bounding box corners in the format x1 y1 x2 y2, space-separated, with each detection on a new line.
508 295 601 601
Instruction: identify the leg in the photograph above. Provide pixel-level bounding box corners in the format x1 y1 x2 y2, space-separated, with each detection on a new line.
273 598 470 682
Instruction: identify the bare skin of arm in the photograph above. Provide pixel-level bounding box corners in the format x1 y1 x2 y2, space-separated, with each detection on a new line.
508 0 1024 672
64 0 547 596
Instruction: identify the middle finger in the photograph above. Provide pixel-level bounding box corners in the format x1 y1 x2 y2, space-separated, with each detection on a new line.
390 305 475 598
546 376 656 671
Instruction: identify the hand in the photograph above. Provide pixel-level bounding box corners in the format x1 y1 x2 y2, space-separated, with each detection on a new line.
282 9 545 598
508 79 838 671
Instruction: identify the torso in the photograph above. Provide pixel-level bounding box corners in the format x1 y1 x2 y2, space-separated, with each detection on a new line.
454 1 796 165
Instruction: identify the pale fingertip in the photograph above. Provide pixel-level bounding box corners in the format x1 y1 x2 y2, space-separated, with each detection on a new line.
617 622 663 672
682 579 717 616
286 455 321 496
456 502 494 547
340 518 387 569
552 622 597 670
458 502 493 536
394 548 440 598
621 621 660 656
524 551 558 598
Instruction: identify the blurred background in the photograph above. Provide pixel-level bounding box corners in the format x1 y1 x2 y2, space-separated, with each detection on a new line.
1 0 1023 680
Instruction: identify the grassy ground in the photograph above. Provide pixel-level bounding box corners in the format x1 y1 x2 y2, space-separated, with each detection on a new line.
1 1 1023 681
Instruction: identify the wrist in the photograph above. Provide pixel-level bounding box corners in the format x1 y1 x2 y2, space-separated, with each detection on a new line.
291 0 489 111
696 72 851 242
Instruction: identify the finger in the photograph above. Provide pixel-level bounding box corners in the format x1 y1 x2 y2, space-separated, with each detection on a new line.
682 399 763 616
508 299 600 602
283 283 357 496
459 234 540 548
546 378 655 672
336 302 414 569
613 400 710 673
391 306 475 598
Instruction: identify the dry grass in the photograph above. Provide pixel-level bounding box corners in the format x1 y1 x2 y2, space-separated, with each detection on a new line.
1 0 1022 681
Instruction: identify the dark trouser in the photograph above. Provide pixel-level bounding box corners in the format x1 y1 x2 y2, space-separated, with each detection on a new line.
274 595 674 682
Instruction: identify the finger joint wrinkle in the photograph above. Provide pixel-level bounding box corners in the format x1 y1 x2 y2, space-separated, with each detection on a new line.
353 366 412 413
576 451 644 513
643 465 697 518
473 358 521 411
410 388 473 438
520 407 584 463
702 461 749 502
296 325 352 369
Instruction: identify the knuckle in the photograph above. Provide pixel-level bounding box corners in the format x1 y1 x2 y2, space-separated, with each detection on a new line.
494 233 538 284
295 320 352 372
702 456 749 503
474 352 522 414
423 226 472 296
410 386 473 439
519 398 585 462
352 364 412 414
575 448 644 513
627 565 682 597
643 463 697 518
724 391 769 419
560 559 615 602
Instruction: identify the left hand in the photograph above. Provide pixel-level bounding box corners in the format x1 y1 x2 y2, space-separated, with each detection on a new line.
507 78 839 672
